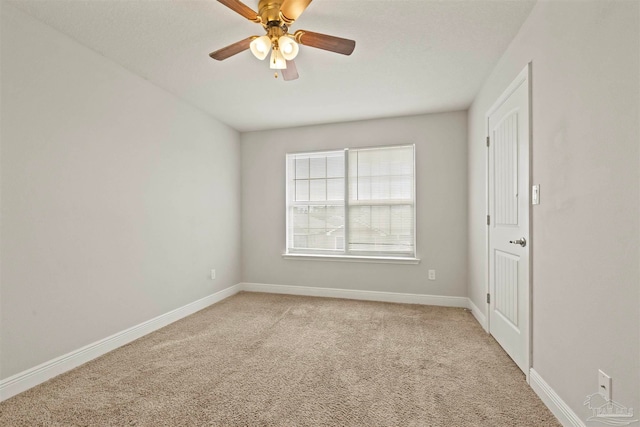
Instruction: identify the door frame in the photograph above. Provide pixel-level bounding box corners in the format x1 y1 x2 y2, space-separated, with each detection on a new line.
484 62 533 382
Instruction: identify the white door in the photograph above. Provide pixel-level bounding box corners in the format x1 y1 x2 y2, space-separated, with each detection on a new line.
487 65 530 376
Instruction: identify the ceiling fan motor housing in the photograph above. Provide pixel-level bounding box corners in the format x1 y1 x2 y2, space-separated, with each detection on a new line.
266 21 289 40
258 0 288 25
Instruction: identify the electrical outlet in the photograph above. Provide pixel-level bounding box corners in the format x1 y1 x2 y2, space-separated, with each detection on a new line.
598 369 612 401
428 270 436 281
210 269 216 280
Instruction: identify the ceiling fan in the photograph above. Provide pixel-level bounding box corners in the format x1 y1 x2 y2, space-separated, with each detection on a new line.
209 0 356 81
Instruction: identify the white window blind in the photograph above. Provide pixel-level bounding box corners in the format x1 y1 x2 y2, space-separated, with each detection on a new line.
286 145 415 258
348 145 415 255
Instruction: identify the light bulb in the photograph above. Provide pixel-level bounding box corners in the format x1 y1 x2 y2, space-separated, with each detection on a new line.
269 48 287 69
250 35 271 60
278 36 299 61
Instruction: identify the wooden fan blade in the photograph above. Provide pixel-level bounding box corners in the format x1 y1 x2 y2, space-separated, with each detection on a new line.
280 0 312 23
282 60 299 81
294 30 355 55
209 37 253 60
217 0 260 22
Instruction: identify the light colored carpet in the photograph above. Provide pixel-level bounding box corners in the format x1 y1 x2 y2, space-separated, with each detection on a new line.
0 292 560 426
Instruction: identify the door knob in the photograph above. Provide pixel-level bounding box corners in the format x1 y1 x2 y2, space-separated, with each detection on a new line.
509 237 527 247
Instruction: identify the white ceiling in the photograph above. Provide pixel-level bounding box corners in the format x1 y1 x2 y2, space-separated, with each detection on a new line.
8 0 536 132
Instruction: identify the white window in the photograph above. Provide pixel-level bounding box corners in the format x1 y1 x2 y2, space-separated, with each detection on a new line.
286 145 415 259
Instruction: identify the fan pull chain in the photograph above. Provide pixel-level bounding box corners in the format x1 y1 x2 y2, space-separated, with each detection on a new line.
274 72 278 79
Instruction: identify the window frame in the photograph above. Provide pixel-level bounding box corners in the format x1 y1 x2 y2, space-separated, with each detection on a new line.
284 144 419 263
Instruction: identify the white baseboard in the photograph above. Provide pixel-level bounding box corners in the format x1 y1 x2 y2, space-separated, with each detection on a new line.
529 368 585 427
239 282 469 308
467 298 488 331
0 283 242 402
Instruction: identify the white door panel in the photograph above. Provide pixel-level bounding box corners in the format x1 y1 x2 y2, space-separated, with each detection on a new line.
487 65 530 375
494 249 519 328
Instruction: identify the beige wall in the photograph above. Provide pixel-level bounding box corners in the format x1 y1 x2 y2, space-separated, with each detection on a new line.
468 0 639 420
241 111 468 296
0 5 242 379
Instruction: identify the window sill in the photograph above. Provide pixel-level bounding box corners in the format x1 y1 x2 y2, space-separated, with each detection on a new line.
282 253 421 265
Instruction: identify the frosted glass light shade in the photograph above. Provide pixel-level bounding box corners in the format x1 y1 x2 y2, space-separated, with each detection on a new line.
269 49 287 69
278 36 299 60
250 35 271 60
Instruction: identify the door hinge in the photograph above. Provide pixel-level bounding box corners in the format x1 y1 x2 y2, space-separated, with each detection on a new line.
487 215 490 226
486 136 490 147
486 293 491 304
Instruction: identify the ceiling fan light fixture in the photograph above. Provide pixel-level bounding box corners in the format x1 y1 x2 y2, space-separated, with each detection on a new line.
211 0 357 81
249 35 271 60
269 48 287 69
278 36 299 60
